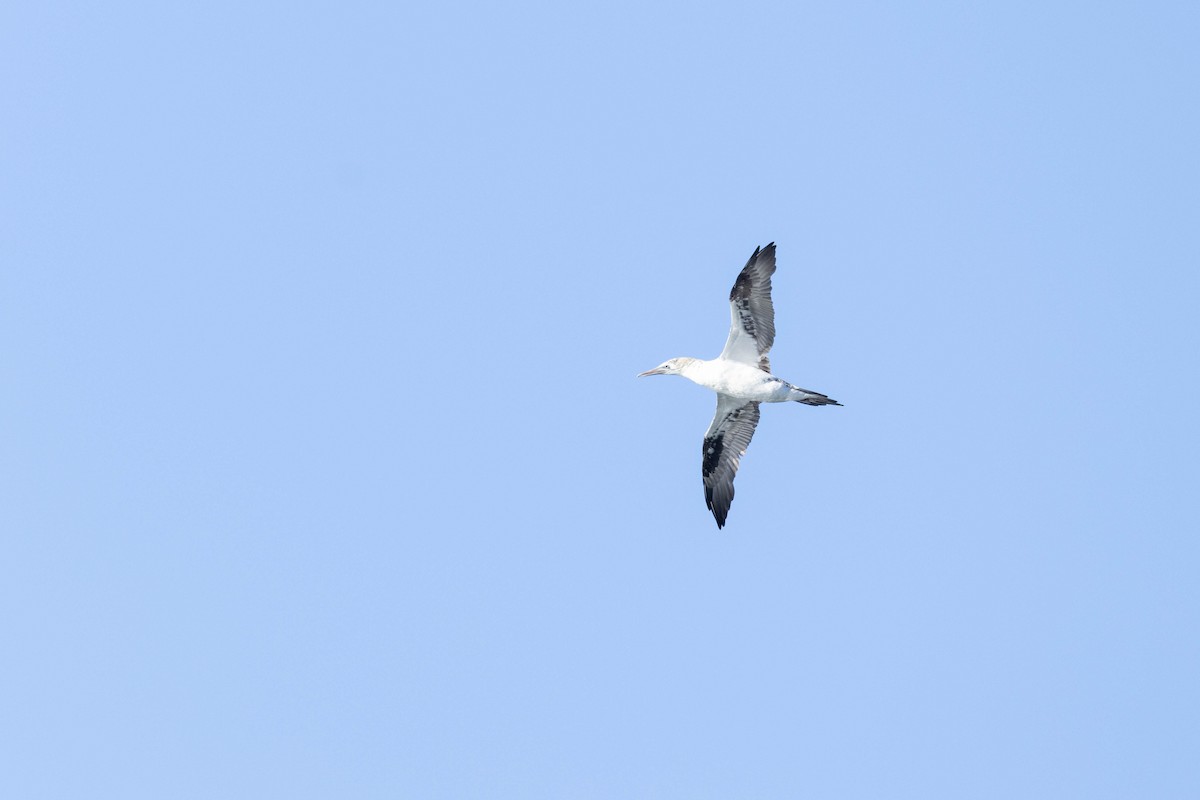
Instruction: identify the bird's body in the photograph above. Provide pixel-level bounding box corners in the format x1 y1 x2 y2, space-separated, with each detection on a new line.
639 243 840 529
670 357 834 405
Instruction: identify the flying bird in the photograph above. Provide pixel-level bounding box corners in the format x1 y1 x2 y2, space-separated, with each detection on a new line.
638 243 841 529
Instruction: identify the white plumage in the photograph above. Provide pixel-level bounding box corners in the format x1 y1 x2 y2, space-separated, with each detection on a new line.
638 243 841 529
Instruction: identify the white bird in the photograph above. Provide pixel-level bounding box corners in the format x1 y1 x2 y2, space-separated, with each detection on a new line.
638 243 840 529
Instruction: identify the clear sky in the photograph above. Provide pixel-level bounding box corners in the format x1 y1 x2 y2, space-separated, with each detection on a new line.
3 2 1199 798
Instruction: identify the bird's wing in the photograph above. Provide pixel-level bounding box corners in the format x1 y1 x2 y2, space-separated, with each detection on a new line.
702 394 762 529
719 243 777 373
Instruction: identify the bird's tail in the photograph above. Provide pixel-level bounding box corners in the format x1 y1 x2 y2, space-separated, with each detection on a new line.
791 387 842 406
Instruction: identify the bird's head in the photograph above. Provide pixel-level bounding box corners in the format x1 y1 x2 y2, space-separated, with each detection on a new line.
637 357 693 378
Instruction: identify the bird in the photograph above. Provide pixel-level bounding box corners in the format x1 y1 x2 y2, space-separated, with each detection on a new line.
638 243 840 529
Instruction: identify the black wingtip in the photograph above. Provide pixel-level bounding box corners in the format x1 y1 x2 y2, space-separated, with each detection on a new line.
711 506 726 529
705 493 727 529
749 242 776 270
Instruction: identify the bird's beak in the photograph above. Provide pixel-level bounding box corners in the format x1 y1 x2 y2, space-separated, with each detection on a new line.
637 367 666 377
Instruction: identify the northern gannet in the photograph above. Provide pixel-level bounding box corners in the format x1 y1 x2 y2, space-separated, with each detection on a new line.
638 243 841 529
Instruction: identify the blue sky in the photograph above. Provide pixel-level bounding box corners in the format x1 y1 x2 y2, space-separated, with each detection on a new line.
3 2 1199 798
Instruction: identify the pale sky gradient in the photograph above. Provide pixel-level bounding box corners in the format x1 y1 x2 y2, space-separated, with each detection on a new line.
3 2 1199 798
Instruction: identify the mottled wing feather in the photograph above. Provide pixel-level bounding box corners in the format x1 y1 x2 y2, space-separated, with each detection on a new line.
702 395 761 529
719 243 777 372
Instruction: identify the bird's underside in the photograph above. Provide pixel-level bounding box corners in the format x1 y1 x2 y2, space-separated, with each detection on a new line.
639 243 841 529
